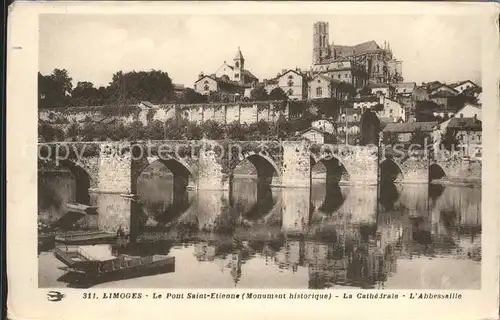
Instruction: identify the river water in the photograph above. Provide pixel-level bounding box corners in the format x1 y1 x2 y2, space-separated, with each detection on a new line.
38 168 481 289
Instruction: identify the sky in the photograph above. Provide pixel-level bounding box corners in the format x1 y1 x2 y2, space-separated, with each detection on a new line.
39 14 483 88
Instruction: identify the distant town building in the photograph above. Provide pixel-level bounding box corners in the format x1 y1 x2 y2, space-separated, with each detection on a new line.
393 82 417 122
368 83 395 98
300 127 328 144
274 69 307 100
336 108 363 136
307 74 342 100
448 116 482 158
353 96 380 109
451 80 480 94
312 119 335 134
311 21 403 86
378 96 406 122
432 103 482 151
194 47 259 97
382 121 437 143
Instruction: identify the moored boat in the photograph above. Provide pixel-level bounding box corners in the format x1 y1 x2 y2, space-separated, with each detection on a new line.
54 245 175 286
55 230 117 245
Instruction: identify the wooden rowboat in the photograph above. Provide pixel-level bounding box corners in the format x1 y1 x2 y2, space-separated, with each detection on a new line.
55 246 175 286
55 231 117 245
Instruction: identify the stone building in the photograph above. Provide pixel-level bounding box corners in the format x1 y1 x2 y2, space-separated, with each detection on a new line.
451 80 480 94
307 74 343 100
382 121 437 143
447 116 482 158
272 69 307 100
194 47 259 97
378 96 406 122
311 21 403 86
300 127 328 144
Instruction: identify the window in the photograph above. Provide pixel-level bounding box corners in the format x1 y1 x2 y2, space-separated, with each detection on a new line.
204 85 210 91
478 135 481 142
235 73 239 78
317 79 321 83
288 89 294 96
288 75 294 79
316 87 322 96
345 74 348 78
338 75 341 79
204 80 209 84
235 61 239 68
471 135 474 141
389 109 393 114
194 84 197 90
288 81 294 87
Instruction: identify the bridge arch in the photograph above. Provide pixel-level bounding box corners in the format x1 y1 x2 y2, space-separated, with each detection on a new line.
429 163 446 182
232 151 281 186
39 159 95 205
380 158 404 184
310 153 350 184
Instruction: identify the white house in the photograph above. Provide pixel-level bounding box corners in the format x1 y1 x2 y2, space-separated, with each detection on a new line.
300 127 327 144
312 119 335 134
276 69 307 100
452 80 480 94
378 96 405 122
432 103 482 148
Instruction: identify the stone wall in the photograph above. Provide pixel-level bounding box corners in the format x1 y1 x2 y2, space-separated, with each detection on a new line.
397 157 430 184
434 158 481 183
311 144 378 185
39 101 288 127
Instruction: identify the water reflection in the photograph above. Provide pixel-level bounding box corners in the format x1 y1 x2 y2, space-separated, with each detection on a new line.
39 170 481 289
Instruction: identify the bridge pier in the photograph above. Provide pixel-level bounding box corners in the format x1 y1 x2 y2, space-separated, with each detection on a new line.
281 141 311 188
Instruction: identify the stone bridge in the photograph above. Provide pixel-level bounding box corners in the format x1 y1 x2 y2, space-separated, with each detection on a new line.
38 140 472 233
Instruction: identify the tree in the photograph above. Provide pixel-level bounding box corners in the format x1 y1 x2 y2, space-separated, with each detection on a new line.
186 121 203 140
202 120 225 140
71 81 103 106
410 127 430 146
180 88 207 104
145 120 165 140
440 128 459 151
382 132 400 145
38 69 73 108
106 70 175 104
415 100 440 122
225 122 248 140
268 87 288 101
358 86 371 96
250 86 269 101
359 109 381 146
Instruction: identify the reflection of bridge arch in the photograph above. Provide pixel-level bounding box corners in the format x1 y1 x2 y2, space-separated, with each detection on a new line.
135 157 195 227
380 158 404 184
310 154 350 184
429 163 446 182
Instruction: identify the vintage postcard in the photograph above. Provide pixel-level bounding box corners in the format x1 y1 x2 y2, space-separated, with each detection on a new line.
6 1 500 319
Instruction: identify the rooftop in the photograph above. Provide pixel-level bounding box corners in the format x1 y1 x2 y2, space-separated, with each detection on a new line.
448 117 482 130
383 121 438 133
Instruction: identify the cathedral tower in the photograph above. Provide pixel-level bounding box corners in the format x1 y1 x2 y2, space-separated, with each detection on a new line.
234 47 245 84
313 21 330 64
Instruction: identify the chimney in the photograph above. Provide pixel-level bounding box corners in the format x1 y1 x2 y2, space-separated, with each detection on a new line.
211 74 216 78
198 72 204 80
460 113 464 119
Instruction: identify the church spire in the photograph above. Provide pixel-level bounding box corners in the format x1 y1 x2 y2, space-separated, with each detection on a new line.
234 46 244 62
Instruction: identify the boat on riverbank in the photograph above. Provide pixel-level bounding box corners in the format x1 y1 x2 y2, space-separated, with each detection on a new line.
55 230 117 245
54 245 175 287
